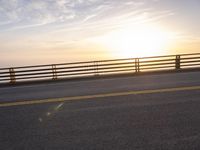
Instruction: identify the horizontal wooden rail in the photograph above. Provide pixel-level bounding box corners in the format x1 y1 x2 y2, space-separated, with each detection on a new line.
1 53 200 84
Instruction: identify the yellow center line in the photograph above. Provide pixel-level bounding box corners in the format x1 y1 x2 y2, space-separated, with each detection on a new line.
1 85 200 108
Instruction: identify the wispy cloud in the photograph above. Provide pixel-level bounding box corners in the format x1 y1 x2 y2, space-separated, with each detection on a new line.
0 0 176 55
0 0 104 29
0 0 173 31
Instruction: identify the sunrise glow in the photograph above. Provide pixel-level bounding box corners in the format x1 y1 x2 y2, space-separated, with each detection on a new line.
0 0 200 67
95 24 173 58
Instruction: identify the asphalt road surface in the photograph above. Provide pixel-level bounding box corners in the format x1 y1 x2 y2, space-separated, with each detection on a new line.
1 71 200 150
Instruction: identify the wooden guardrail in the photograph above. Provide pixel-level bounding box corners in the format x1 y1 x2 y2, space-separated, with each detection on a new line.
1 53 200 84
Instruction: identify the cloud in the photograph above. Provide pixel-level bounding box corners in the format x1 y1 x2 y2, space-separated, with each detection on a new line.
50 3 174 37
0 0 176 55
0 0 171 31
0 0 103 28
0 0 176 49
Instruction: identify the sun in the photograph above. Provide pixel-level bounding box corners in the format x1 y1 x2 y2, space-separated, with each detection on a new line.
98 24 172 58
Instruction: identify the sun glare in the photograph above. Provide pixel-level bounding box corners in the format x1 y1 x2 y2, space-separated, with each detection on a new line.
98 24 173 58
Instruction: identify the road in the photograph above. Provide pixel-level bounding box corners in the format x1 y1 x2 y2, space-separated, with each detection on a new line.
0 71 200 150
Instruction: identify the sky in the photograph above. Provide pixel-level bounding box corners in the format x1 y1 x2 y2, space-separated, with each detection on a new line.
0 0 200 67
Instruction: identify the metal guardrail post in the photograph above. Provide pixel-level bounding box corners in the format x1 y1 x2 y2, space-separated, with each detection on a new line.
52 65 57 80
135 58 140 73
9 68 16 83
175 55 181 69
94 61 99 76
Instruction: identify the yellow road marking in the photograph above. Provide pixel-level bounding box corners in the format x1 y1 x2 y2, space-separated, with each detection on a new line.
0 85 200 108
